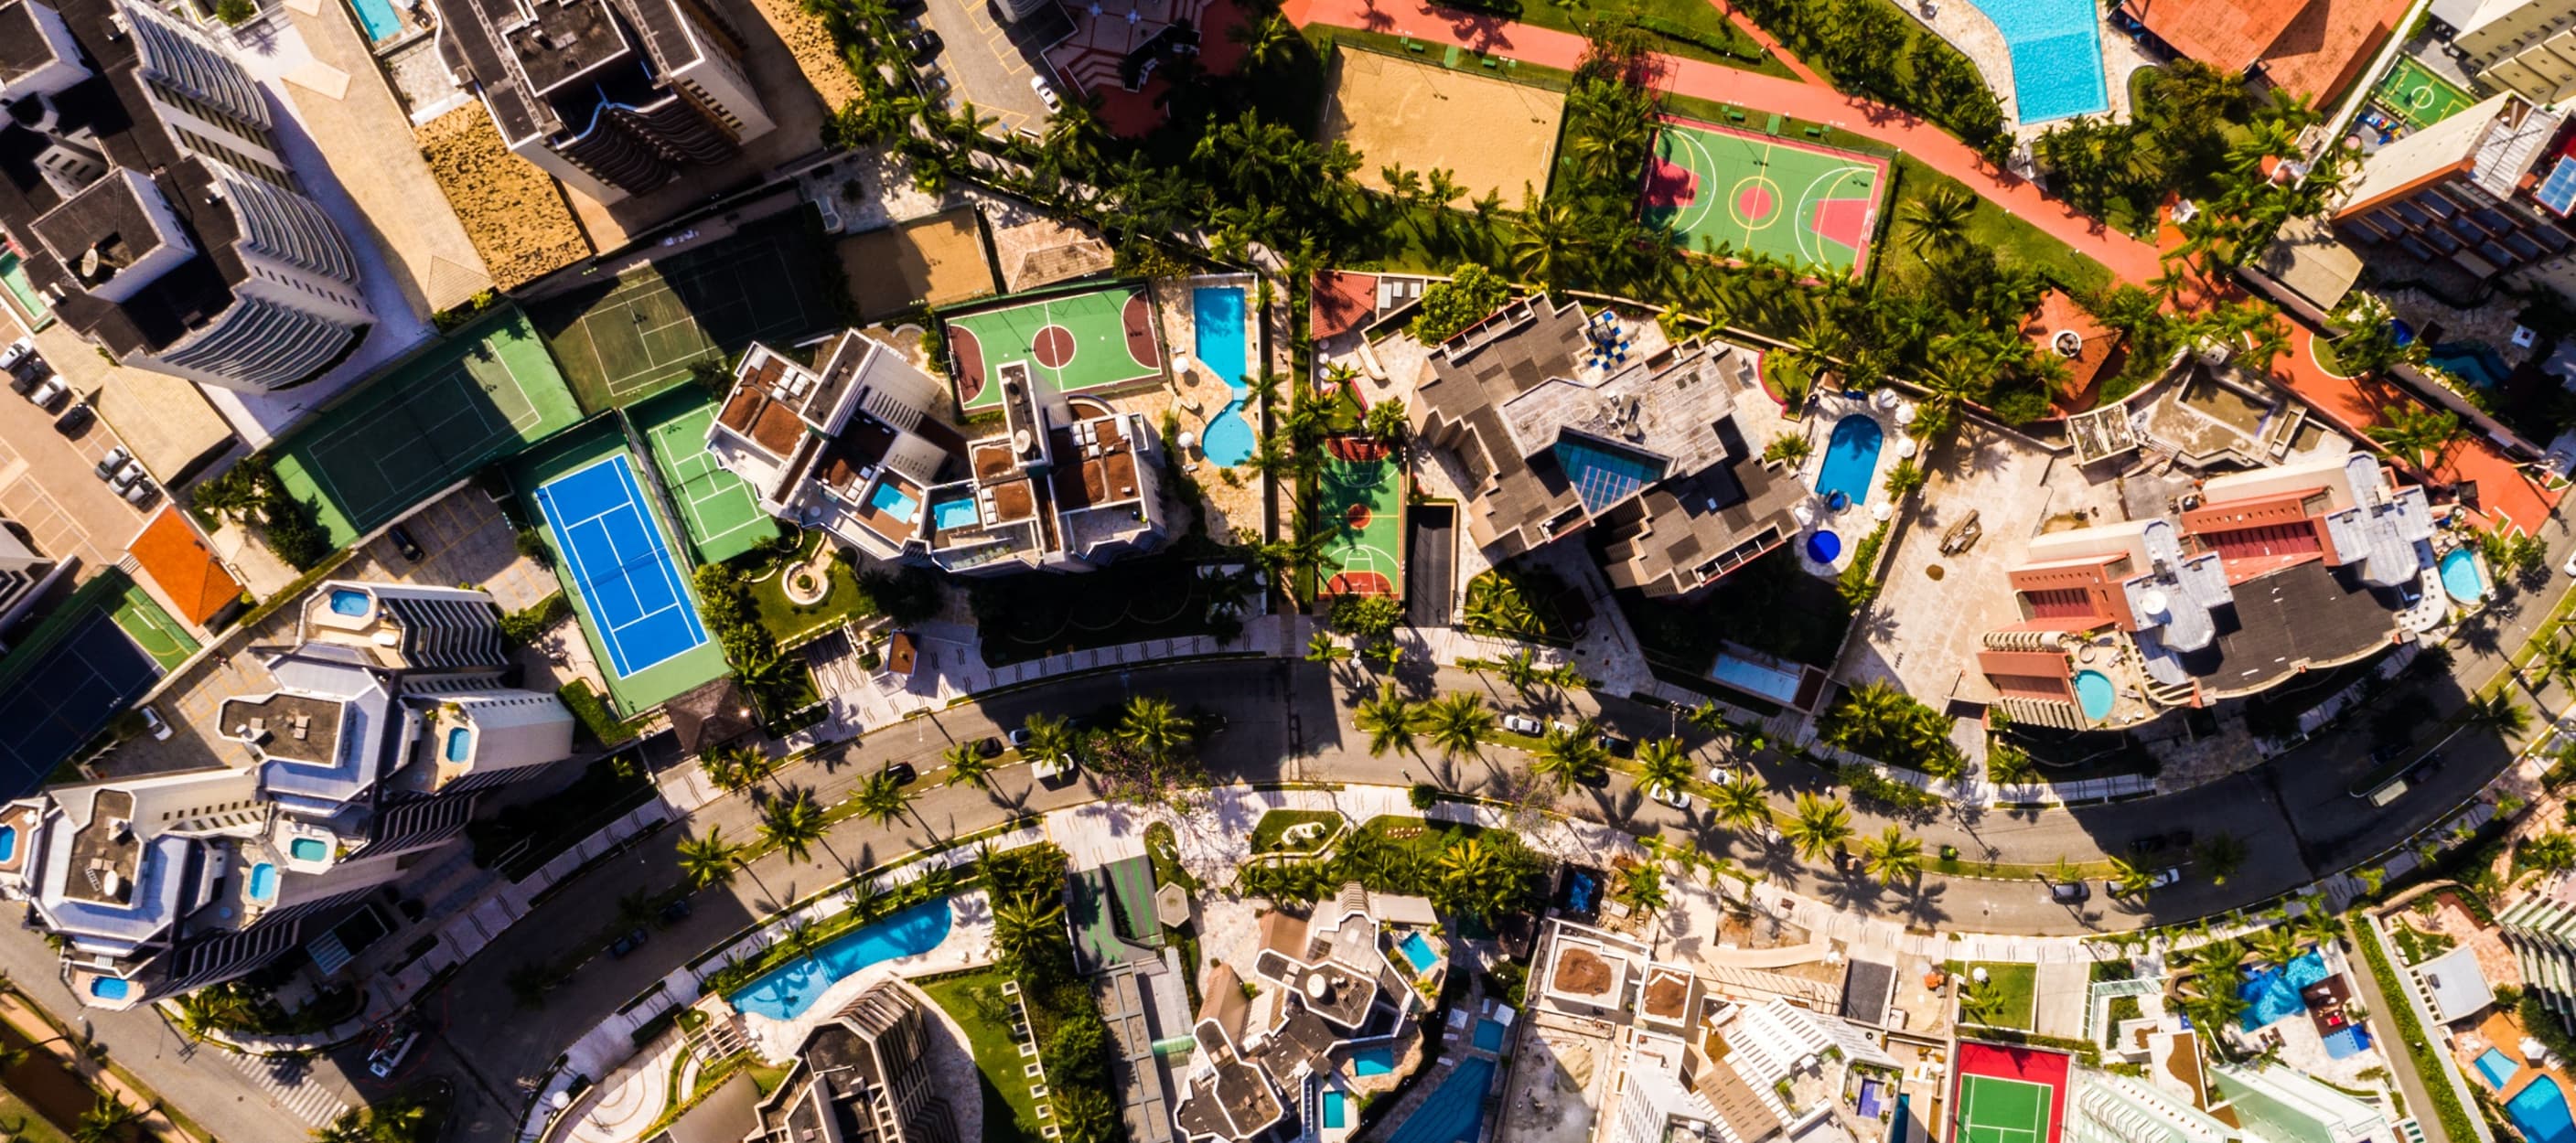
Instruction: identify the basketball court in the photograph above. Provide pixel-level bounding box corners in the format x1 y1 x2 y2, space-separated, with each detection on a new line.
1320 438 1404 599
270 307 582 546
1951 1042 2070 1143
943 284 1163 411
633 390 779 565
1640 116 1888 279
533 212 839 413
2376 58 2474 130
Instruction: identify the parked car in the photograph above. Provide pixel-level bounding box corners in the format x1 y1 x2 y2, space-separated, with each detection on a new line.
607 927 649 958
0 337 28 373
2125 834 2170 857
973 735 1003 758
51 401 91 435
140 706 172 741
1030 74 1061 112
902 29 941 56
1648 783 1690 811
7 362 42 396
1597 732 1635 759
888 0 923 14
1501 713 1542 735
385 523 424 561
93 445 131 481
110 460 145 491
2109 867 2183 897
2564 546 2576 578
1034 753 1075 782
2408 753 2443 785
26 373 66 411
122 480 157 508
1008 727 1033 749
2048 880 2090 903
659 897 693 925
367 1024 421 1079
885 761 918 785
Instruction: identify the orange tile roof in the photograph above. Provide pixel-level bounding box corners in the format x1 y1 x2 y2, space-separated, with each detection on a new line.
126 507 242 627
2254 0 2409 103
2129 0 2307 72
1312 271 1379 342
2022 291 2121 409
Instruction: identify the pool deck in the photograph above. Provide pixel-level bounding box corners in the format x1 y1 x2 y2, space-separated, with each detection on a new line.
2460 1009 2575 1109
740 889 994 1060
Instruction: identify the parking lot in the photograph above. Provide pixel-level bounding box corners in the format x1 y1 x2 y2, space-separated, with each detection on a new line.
0 346 156 573
911 0 1061 136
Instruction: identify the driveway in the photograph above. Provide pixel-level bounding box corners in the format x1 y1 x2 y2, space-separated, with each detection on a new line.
912 0 1061 136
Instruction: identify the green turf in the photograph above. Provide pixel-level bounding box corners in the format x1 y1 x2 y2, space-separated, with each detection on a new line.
1319 443 1404 599
531 211 840 414
1643 116 1888 279
270 306 582 546
2377 58 2474 131
630 388 779 564
1954 1074 2051 1143
1948 960 2040 1031
509 422 730 715
944 284 1162 411
917 968 1051 1143
105 573 199 670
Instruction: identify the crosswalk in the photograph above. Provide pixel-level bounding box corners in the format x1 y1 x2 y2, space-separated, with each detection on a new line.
223 1050 350 1127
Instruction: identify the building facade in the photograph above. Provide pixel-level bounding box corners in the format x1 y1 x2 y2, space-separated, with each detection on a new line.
2333 93 2576 300
431 0 773 203
753 982 961 1143
0 0 373 390
2445 0 2576 104
2503 872 2576 1022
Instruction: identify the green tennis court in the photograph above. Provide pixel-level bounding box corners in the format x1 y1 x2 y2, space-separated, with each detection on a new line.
2377 58 2474 130
271 307 582 546
533 211 840 413
1954 1074 2052 1143
632 390 779 564
1640 116 1887 279
943 283 1163 411
1320 439 1403 599
107 574 199 670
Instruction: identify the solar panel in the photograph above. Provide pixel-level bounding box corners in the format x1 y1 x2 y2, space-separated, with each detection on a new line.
2537 156 2576 217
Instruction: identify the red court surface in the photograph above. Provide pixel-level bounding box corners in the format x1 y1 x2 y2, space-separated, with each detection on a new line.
1953 1041 2071 1143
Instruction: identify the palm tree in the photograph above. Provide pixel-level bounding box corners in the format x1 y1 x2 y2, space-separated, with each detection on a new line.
700 742 771 792
2106 855 2158 899
992 894 1067 962
1118 695 1193 762
1422 693 1495 762
1022 713 1079 769
1857 826 1923 887
2195 832 2249 884
1229 11 1299 72
2249 924 2302 969
74 1096 141 1143
2367 404 2464 472
1901 183 1975 256
678 828 746 890
1531 721 1607 792
2526 630 2576 697
1306 630 1351 665
855 769 918 830
2462 691 2531 741
943 742 998 790
1637 737 1693 804
1710 774 1772 839
1497 647 1543 696
1783 792 1852 863
1356 684 1422 758
759 790 828 863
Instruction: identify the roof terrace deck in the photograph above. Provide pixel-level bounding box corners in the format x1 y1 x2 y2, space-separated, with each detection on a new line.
217 693 343 765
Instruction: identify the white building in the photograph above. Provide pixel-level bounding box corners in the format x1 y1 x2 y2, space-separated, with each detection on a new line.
2443 0 2576 105
0 0 374 390
0 582 572 1008
2066 1067 2236 1143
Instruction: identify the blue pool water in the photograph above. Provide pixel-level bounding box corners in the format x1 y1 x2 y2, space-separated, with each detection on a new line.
931 497 980 531
1858 1078 1886 1119
2322 1025 2372 1059
1566 870 1597 913
1814 414 1883 506
0 826 17 864
2441 548 2485 603
1806 529 1841 564
2480 1048 2521 1088
2510 1076 2576 1143
247 862 277 903
1963 0 2107 123
1325 1091 1348 1129
328 588 371 616
2237 949 2329 1031
1555 438 1665 513
1195 287 1254 467
90 977 127 1000
2072 669 2115 721
348 0 403 40
444 726 471 762
728 899 954 1020
1398 932 1440 974
1709 651 1804 705
290 837 327 861
1352 1047 1396 1077
1389 1057 1495 1143
1474 1019 1505 1052
2428 342 2510 389
868 480 921 524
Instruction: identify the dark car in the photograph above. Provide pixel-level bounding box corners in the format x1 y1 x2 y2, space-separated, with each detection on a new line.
2048 880 2089 903
608 927 649 958
903 29 942 56
974 736 1003 759
2409 752 2443 784
2126 834 2169 857
386 524 424 561
886 762 918 785
1598 733 1635 759
888 0 923 14
659 898 693 925
51 401 91 436
6 362 43 396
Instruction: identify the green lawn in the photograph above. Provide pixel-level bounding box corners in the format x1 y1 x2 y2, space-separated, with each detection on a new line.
1506 0 1794 76
743 550 881 649
1947 960 2038 1031
1252 809 1345 853
0 1084 70 1143
1884 155 2111 294
918 968 1049 1143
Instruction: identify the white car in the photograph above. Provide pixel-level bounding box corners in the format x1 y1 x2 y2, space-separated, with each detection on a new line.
2562 548 2576 578
1648 784 1690 811
368 1025 421 1078
0 336 29 373
140 707 171 741
1501 713 1542 735
1033 753 1075 781
1008 727 1033 749
1030 74 1061 112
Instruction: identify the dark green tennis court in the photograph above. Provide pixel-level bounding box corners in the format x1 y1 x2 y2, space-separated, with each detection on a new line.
631 389 778 565
1320 438 1403 599
1640 116 1888 279
532 211 840 413
2377 58 2474 130
943 283 1163 411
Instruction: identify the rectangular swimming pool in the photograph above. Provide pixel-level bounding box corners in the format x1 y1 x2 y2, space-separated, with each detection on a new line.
1398 932 1439 974
1959 0 2107 123
1351 1047 1396 1077
346 0 403 40
1388 1057 1494 1143
2477 1047 2518 1088
1709 650 1804 706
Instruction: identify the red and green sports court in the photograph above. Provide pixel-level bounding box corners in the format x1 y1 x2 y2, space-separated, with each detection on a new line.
1640 116 1889 279
944 284 1164 412
1951 1042 2069 1143
1320 438 1404 599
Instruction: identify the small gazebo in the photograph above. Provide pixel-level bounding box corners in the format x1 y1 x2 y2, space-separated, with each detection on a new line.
667 677 759 758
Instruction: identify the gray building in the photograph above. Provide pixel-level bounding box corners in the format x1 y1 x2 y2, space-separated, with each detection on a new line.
754 982 961 1143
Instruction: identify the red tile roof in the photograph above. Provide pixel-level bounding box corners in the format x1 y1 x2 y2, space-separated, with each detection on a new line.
1312 271 1379 341
126 507 241 627
2128 0 2306 73
2126 0 2404 103
2021 291 2122 411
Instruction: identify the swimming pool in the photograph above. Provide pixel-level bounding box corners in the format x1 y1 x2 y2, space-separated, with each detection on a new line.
444 726 471 763
728 899 954 1020
1565 870 1597 914
0 826 18 864
2440 548 2485 603
2428 342 2510 389
1195 287 1254 467
1963 0 2108 123
1352 1047 1396 1077
328 588 371 617
90 977 127 1000
2479 1047 2520 1088
289 837 327 861
2237 949 2328 1031
1709 651 1804 706
2509 1075 2576 1143
1388 1057 1494 1143
248 862 278 903
1858 1078 1886 1119
1325 1090 1348 1129
868 480 921 525
1398 932 1440 974
2072 669 2115 721
2321 1025 2372 1059
1814 414 1883 506
1473 1019 1505 1052
347 0 403 40
931 497 980 531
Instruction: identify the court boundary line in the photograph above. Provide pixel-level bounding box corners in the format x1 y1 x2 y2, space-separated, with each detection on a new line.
0 610 157 774
949 286 1160 407
293 346 548 528
644 414 767 551
540 454 706 678
1648 114 1890 277
559 236 816 404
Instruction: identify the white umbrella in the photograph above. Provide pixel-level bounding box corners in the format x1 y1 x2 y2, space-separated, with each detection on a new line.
1897 438 1919 458
1894 403 1917 425
1872 502 1893 522
1793 503 1816 527
1873 389 1897 409
1172 350 1193 376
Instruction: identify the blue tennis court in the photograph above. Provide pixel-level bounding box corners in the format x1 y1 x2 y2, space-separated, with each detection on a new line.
534 454 711 678
0 611 164 794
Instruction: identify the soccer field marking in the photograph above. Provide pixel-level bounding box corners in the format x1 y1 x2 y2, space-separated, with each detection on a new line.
539 455 705 678
1955 1074 2051 1143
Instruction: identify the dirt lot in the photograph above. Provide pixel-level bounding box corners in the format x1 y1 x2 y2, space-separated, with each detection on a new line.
843 209 998 320
746 0 864 109
1320 48 1564 207
415 107 592 290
